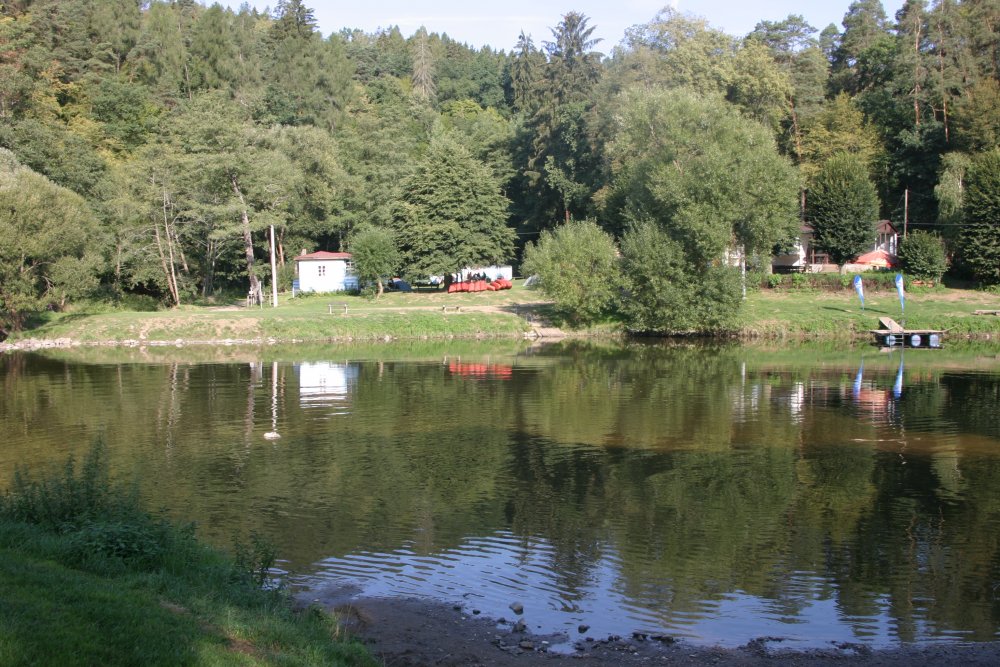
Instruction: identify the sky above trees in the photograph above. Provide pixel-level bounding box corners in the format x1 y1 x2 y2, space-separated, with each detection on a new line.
220 0 905 50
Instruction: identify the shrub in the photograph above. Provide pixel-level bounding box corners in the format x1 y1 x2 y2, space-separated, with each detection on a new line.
745 270 766 293
766 274 784 289
0 438 197 573
898 231 947 282
521 219 621 324
232 531 279 589
619 222 742 332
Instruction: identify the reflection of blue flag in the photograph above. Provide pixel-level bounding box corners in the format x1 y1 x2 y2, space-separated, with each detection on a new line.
893 357 904 399
895 273 905 313
853 360 863 398
853 275 865 309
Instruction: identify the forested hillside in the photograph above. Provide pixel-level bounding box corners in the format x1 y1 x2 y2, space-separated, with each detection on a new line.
1 0 998 335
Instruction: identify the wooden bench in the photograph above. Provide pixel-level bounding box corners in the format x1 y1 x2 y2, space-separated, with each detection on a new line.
329 303 348 315
442 305 462 313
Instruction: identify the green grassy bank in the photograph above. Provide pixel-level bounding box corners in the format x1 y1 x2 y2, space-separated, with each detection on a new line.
5 289 536 345
4 283 1000 346
738 285 1000 339
0 443 375 667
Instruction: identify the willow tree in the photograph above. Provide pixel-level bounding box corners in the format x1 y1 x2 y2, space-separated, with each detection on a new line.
0 150 101 334
607 89 799 332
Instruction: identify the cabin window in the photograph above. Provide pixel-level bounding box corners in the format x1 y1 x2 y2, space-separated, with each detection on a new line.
317 265 326 277
345 260 354 272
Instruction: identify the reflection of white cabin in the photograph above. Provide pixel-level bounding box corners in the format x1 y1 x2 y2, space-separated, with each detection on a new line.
297 362 359 408
294 251 359 293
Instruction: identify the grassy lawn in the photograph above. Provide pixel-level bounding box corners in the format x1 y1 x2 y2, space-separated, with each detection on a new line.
10 284 545 343
5 282 1000 344
740 285 1000 338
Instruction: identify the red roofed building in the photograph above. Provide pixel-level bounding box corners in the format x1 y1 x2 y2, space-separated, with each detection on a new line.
293 250 358 293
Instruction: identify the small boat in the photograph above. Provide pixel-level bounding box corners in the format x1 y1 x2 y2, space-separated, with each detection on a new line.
869 317 944 348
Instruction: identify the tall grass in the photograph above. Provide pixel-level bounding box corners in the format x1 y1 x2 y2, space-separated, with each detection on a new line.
0 439 375 666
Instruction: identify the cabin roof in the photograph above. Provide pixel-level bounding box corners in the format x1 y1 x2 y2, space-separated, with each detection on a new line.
876 220 898 234
294 251 352 262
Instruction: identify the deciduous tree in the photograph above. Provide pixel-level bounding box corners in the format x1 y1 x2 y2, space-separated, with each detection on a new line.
0 149 101 334
347 225 401 299
607 89 799 331
608 89 800 262
619 221 743 333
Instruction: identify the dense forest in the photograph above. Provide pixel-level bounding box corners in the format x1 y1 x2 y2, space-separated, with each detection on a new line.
1 0 999 335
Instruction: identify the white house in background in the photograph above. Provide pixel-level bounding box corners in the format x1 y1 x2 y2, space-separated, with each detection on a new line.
772 220 899 273
293 250 359 293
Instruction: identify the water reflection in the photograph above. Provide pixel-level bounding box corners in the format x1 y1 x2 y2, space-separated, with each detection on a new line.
2 342 1000 648
297 362 358 412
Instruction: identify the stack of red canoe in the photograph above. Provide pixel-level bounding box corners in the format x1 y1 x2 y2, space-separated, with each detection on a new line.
446 279 512 293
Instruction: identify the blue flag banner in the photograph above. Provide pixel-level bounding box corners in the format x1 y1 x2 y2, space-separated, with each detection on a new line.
895 273 905 313
853 274 865 309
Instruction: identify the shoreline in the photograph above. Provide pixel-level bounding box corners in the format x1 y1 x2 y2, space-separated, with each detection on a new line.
4 329 999 354
298 587 1000 667
0 330 566 354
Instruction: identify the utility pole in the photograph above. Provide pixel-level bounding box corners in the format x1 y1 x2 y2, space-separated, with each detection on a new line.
269 225 279 308
903 188 909 239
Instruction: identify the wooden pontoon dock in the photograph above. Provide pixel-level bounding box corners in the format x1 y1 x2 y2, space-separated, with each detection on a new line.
869 317 944 348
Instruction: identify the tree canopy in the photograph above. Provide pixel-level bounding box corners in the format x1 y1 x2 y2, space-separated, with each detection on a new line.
2 0 1000 333
958 148 1000 284
807 151 880 268
0 149 101 333
391 131 514 279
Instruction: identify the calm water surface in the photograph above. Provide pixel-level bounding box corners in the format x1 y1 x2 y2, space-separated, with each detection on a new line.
2 340 1000 649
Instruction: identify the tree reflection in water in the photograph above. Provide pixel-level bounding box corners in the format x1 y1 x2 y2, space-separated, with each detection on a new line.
1 342 999 646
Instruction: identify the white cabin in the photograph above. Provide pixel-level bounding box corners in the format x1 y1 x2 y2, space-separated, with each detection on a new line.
293 251 359 293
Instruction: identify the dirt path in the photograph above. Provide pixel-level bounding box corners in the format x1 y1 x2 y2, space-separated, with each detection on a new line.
298 587 1000 667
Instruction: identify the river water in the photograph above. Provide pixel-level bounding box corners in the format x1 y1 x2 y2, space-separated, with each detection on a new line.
2 340 999 649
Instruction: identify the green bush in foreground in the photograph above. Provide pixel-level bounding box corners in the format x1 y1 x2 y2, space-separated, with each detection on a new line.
0 439 375 666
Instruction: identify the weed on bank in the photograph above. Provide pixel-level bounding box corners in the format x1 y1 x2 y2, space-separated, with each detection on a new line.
0 440 375 666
